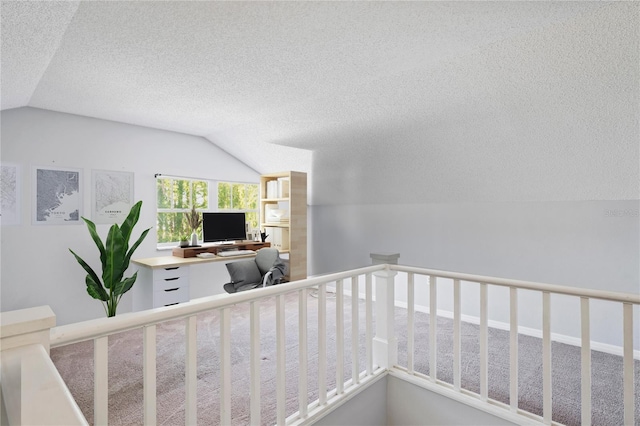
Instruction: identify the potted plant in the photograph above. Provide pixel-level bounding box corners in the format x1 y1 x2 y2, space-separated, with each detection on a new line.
179 235 190 247
69 201 151 317
185 206 202 246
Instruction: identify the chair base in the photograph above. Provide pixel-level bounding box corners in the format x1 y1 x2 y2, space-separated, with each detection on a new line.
223 282 261 293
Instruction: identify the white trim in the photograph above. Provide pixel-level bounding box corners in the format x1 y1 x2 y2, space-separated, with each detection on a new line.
339 286 640 361
388 368 552 425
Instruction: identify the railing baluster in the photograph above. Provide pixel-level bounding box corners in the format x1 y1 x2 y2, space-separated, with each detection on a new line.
351 277 359 385
276 295 286 425
143 325 157 426
623 302 634 426
318 283 327 405
580 297 591 426
365 273 373 376
336 279 345 394
298 289 308 418
220 308 231 425
542 292 552 424
39 263 640 426
480 283 488 401
94 335 108 426
185 315 197 426
250 301 261 425
510 287 518 412
429 275 437 382
453 279 461 390
407 273 415 374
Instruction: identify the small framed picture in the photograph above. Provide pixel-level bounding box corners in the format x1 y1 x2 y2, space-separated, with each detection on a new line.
32 165 83 225
92 169 134 224
1 163 22 226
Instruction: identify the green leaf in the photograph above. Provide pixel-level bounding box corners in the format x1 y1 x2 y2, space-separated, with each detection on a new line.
82 217 106 267
124 227 151 268
103 224 126 288
113 273 137 297
86 274 108 301
69 249 102 289
120 201 142 250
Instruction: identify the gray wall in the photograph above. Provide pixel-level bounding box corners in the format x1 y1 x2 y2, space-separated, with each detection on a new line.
310 201 640 349
386 376 516 425
313 377 387 426
310 201 639 292
0 107 259 325
312 375 517 426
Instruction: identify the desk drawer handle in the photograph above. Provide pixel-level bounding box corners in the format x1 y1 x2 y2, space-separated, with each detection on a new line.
164 302 179 307
165 267 179 271
164 277 180 281
164 287 179 292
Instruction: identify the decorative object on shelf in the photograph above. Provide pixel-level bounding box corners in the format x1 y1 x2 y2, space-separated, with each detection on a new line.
179 236 190 247
69 200 151 317
185 206 202 246
261 231 268 242
265 203 288 222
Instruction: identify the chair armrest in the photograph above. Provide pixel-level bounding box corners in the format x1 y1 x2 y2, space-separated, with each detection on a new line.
262 271 273 288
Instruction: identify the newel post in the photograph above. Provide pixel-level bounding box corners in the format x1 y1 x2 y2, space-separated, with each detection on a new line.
0 306 57 424
370 252 400 370
0 306 56 354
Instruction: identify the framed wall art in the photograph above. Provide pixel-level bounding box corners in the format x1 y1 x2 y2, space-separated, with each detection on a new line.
1 163 22 226
32 165 83 225
91 169 134 224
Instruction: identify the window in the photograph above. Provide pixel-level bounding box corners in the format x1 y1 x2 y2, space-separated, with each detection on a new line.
217 182 259 230
156 176 258 247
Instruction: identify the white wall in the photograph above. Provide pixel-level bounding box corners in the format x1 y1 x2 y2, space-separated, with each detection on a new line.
387 376 516 425
310 201 640 349
0 107 259 325
313 377 387 426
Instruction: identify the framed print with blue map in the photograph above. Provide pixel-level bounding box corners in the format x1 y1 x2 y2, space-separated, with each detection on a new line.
91 169 134 224
32 165 83 225
1 163 22 226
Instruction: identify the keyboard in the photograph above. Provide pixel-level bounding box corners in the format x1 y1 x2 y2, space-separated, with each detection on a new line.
217 249 255 257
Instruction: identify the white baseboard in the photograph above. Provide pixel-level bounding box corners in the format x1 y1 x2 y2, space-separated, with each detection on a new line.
339 286 640 361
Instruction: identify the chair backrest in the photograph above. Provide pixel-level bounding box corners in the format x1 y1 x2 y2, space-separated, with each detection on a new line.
255 248 280 275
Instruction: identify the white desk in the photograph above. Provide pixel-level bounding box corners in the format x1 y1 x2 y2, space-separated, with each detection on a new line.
132 253 256 310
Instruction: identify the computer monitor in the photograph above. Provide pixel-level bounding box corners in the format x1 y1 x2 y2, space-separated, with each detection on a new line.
202 212 246 243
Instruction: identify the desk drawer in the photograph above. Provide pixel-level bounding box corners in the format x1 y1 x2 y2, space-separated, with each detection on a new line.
153 285 189 308
153 273 189 292
153 266 189 281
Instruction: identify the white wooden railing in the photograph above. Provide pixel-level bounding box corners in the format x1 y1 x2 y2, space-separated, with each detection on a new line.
385 264 639 426
1 255 638 425
47 264 388 426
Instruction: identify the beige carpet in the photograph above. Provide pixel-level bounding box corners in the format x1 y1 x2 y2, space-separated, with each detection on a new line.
51 292 639 425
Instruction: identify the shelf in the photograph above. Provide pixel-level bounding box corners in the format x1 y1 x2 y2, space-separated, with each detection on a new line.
260 171 306 281
261 222 290 227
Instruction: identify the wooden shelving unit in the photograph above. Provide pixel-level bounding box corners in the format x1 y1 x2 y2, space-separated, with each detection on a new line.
260 171 307 281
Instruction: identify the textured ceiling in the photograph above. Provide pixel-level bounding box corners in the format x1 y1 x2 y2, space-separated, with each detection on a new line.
1 1 638 205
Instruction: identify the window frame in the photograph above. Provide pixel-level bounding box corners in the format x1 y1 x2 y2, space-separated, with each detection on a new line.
156 176 259 250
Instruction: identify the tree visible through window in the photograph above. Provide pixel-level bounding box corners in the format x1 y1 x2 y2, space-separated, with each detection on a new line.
217 182 259 230
156 177 209 244
156 177 258 246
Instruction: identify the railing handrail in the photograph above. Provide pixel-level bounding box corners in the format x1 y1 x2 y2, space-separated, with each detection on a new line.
392 264 640 305
1 343 88 425
50 264 385 348
20 261 637 425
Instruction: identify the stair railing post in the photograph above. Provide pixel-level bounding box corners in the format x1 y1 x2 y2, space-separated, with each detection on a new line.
370 252 400 370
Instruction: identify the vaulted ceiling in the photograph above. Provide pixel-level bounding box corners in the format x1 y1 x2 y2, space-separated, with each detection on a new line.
1 1 638 205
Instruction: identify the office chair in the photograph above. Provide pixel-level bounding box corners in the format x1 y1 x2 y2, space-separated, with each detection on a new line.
223 248 288 293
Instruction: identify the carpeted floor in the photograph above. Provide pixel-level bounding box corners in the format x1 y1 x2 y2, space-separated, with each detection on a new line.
51 292 640 425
